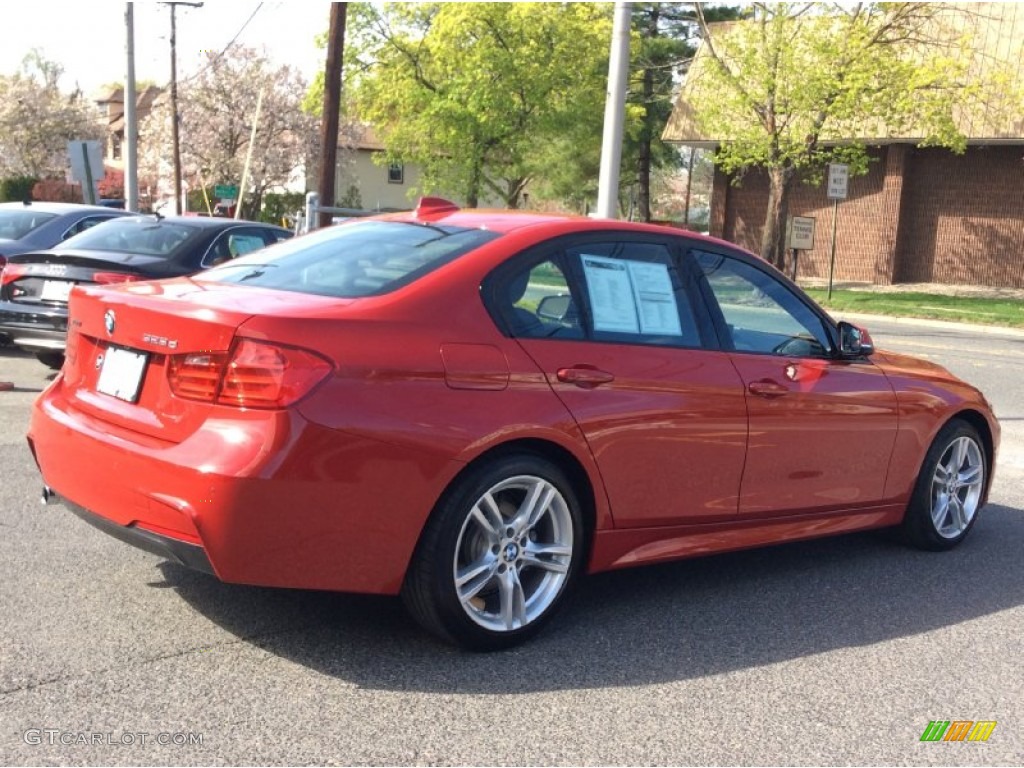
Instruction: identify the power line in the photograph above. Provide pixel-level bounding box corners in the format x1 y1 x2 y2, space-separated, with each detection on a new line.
180 1 265 85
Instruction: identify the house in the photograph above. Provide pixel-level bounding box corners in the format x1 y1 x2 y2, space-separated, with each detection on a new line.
93 85 163 171
663 2 1024 288
333 125 503 211
332 126 421 211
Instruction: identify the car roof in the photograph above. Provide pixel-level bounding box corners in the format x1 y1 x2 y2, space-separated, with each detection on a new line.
375 204 742 253
0 201 128 215
133 215 289 231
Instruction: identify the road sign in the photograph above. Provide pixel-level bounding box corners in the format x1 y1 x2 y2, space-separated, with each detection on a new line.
827 163 849 200
787 216 816 250
214 184 239 199
67 140 104 204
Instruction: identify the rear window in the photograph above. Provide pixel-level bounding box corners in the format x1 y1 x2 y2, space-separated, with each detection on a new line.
58 217 196 255
0 210 58 240
197 220 501 297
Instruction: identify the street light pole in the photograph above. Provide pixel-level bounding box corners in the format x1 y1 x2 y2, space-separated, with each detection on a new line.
125 2 139 212
162 1 203 215
595 1 632 219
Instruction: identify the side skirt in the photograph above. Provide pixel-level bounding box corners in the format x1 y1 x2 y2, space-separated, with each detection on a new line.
588 505 905 573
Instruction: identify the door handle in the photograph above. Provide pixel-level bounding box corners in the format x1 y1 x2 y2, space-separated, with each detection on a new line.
747 378 788 398
556 366 615 388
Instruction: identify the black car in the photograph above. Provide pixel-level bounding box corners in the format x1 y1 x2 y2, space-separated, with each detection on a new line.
0 202 136 265
0 215 292 367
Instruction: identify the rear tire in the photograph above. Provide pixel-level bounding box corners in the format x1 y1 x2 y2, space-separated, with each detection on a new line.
402 453 584 651
902 419 987 551
35 352 65 370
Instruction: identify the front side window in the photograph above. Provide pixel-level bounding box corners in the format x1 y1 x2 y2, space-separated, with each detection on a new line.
696 250 832 357
199 220 501 298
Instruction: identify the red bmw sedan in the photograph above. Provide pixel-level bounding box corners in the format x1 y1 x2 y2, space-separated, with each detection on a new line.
28 199 999 650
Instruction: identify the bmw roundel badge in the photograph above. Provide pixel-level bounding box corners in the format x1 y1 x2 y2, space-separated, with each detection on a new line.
104 309 116 336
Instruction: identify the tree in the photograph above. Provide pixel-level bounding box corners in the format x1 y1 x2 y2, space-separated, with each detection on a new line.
0 51 103 179
627 4 743 222
689 3 993 269
140 46 317 218
340 3 614 208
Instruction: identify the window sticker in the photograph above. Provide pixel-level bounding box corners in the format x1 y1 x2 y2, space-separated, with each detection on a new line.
581 254 683 336
229 234 267 257
581 255 639 333
627 260 683 336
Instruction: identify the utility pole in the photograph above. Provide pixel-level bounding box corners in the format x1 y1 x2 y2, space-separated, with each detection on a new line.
124 2 139 212
596 1 632 219
317 3 348 229
235 86 265 219
162 1 203 215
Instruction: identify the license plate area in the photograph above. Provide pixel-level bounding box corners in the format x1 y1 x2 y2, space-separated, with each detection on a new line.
40 280 73 302
96 346 149 403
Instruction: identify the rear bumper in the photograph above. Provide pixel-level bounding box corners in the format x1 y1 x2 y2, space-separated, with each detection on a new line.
51 490 214 574
0 300 67 350
29 378 462 595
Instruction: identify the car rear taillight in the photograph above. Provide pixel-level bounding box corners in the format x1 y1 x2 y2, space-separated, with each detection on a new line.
168 340 331 409
1 262 27 286
94 272 141 285
168 351 229 401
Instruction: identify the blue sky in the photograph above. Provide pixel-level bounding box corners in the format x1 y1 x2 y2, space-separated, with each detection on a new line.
4 1 329 95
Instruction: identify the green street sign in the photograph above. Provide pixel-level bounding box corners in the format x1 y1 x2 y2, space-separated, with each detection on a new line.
214 184 239 199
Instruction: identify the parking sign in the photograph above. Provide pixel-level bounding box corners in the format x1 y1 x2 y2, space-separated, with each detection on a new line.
827 163 849 200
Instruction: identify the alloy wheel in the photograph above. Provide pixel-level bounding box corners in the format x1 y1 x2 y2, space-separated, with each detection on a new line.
453 474 574 632
930 435 984 539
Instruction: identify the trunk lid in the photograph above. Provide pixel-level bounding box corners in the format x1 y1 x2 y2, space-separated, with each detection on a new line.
2 250 166 305
61 277 343 444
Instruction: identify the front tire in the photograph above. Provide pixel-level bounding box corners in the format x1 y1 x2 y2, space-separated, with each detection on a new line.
902 419 987 551
403 454 584 651
35 351 65 370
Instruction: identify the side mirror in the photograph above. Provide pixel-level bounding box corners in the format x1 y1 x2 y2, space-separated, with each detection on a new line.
537 294 572 322
838 321 875 358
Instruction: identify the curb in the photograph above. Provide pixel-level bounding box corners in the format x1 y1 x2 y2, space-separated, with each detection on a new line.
828 311 1024 339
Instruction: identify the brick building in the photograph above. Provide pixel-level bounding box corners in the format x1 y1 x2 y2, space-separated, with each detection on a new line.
663 3 1024 288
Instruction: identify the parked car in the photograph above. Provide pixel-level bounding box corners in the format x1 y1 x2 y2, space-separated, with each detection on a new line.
0 202 137 266
0 201 137 346
0 214 291 367
28 199 998 650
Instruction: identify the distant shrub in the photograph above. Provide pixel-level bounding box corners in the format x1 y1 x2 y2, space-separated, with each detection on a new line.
98 168 124 199
261 192 306 225
0 176 39 202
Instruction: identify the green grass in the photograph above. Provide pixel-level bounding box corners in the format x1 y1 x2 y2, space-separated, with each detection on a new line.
805 289 1024 328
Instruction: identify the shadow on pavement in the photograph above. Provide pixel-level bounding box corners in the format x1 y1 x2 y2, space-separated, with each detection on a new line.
158 503 1024 694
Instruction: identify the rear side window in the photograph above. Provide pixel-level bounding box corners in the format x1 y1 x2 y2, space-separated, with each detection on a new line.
61 214 118 240
0 210 57 240
199 221 501 297
492 239 700 348
58 218 196 255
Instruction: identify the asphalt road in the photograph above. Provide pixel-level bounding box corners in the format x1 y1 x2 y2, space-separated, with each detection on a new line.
1 320 1022 766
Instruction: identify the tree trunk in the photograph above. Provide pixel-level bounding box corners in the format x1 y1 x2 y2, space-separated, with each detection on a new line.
760 166 794 270
635 6 659 223
683 147 695 227
466 162 480 208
